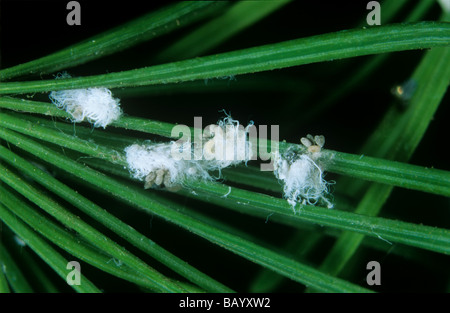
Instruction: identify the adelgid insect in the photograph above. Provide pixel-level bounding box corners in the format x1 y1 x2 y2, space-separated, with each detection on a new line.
49 72 122 128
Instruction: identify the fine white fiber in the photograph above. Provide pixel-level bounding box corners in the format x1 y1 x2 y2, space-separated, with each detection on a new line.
201 115 253 168
125 141 212 189
49 72 122 128
125 115 254 190
273 145 333 212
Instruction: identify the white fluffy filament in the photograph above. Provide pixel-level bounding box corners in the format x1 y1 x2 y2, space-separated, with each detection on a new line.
49 73 122 128
125 116 253 189
125 142 212 189
274 148 333 211
202 116 253 168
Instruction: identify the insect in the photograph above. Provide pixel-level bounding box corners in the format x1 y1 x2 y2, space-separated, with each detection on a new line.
49 72 122 128
144 168 172 189
391 79 417 109
14 235 27 248
273 144 333 211
300 134 325 154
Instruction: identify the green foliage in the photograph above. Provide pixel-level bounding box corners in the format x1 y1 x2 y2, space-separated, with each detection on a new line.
0 1 449 293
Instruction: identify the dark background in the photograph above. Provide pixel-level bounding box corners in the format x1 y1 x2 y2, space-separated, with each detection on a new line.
1 0 448 293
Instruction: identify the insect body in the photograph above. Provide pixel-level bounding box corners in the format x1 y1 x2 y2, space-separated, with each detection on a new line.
301 134 325 154
391 79 417 109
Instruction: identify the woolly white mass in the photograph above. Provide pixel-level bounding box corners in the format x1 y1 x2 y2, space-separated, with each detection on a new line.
49 73 122 128
124 114 333 211
273 146 333 211
125 117 253 189
125 141 213 189
202 116 253 168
